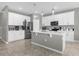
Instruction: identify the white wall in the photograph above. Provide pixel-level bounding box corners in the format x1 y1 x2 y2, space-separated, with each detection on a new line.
42 11 74 26
74 8 79 41
1 7 8 42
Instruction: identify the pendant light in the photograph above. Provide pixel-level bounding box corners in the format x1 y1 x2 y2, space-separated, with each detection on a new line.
41 11 44 16
52 8 55 15
52 8 55 20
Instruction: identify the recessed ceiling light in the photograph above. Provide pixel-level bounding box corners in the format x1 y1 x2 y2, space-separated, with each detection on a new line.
19 7 23 10
54 6 59 10
33 3 37 6
52 8 55 15
34 11 38 13
41 11 44 16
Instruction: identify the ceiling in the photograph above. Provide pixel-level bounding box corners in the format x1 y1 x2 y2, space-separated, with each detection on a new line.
0 2 79 15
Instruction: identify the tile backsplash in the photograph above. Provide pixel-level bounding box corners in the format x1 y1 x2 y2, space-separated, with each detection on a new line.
8 25 25 31
42 25 74 31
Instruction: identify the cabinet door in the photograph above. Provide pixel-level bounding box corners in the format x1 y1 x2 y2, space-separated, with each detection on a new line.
8 12 15 25
63 11 74 25
17 30 24 40
8 12 30 25
65 31 74 41
55 14 62 25
32 32 50 45
38 33 50 45
55 11 74 25
45 34 63 51
8 31 24 42
32 32 43 44
8 31 17 42
32 32 64 51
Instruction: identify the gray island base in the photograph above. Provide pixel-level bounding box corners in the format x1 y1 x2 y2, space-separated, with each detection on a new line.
31 31 65 54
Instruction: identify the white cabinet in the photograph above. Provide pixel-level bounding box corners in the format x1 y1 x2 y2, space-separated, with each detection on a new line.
8 12 30 25
8 31 24 42
8 12 30 42
55 14 63 25
55 11 74 25
65 31 74 41
42 11 74 25
42 16 55 26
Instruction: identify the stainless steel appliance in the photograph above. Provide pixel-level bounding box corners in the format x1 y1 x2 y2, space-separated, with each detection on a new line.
23 19 31 39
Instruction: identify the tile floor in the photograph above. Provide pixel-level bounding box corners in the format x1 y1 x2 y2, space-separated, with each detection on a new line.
0 39 79 56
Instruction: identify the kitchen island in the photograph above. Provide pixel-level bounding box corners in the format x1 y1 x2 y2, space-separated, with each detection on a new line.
31 31 66 54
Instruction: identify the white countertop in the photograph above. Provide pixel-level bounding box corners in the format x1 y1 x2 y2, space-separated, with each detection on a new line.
32 30 65 36
32 30 74 37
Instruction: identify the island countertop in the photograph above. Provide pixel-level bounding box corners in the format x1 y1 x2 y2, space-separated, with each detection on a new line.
32 30 65 36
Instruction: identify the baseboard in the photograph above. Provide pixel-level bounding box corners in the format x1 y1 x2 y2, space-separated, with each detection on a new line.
66 40 79 43
32 42 63 54
0 37 8 44
7 39 24 43
0 37 1 39
74 40 79 42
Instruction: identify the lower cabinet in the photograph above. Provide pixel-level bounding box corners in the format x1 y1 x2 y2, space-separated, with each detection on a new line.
43 35 63 51
32 32 64 52
32 32 44 44
65 31 74 41
8 30 24 42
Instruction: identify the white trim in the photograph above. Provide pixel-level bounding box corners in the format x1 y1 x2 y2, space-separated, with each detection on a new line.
66 40 79 43
32 31 64 36
74 40 79 42
0 37 2 40
62 36 65 52
32 42 63 54
0 38 8 44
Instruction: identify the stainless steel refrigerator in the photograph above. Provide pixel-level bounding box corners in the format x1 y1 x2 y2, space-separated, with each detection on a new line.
23 19 31 39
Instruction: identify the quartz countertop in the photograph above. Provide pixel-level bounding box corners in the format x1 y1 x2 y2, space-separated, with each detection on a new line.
32 30 65 36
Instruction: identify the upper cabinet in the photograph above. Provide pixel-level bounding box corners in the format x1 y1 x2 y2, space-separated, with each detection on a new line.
42 11 74 26
55 11 74 25
42 15 55 26
8 12 30 25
